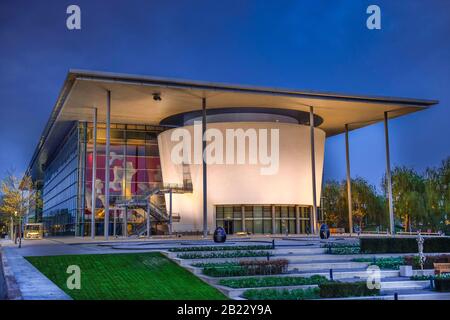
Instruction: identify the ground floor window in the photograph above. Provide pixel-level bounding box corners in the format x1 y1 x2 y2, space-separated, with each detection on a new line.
215 204 312 235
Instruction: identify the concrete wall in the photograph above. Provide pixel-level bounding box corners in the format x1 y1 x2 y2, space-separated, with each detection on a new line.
158 122 325 233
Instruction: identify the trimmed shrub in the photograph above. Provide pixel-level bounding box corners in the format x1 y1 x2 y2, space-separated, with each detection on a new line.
169 245 272 252
319 281 380 298
324 242 361 255
219 275 329 288
192 262 240 268
352 257 405 270
203 259 288 277
434 278 450 292
360 237 450 254
177 250 271 259
243 288 320 300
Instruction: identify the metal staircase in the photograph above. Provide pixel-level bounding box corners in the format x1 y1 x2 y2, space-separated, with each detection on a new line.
115 182 192 237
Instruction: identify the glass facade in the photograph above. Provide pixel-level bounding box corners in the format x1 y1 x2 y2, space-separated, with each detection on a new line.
216 205 311 235
41 121 166 236
82 123 165 236
42 125 79 236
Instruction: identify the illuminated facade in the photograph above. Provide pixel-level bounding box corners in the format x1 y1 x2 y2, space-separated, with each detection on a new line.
26 70 437 237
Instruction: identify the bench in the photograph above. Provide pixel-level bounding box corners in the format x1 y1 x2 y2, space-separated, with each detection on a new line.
329 228 345 234
434 263 450 275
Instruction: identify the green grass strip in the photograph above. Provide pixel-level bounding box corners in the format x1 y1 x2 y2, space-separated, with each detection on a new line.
26 252 227 300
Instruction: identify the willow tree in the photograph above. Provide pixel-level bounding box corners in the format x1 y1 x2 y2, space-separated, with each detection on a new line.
0 171 41 247
385 166 426 232
425 157 450 232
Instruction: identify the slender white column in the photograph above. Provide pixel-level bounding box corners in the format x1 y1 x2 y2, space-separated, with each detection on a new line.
90 108 97 239
104 91 111 239
146 203 151 237
309 106 318 234
202 97 208 237
384 112 395 234
345 124 353 236
295 206 300 234
169 189 173 235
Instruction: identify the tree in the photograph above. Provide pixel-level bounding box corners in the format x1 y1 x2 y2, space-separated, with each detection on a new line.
0 171 41 247
385 166 426 232
425 157 450 233
350 177 386 231
322 180 345 228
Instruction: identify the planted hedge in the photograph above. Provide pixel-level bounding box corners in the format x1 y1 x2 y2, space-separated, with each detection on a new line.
243 288 320 300
203 259 288 277
352 257 405 270
360 237 450 254
219 275 329 288
169 245 272 252
434 278 450 292
319 281 380 298
324 242 361 255
177 250 272 259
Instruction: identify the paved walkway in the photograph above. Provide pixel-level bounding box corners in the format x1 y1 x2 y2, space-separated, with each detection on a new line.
2 247 71 300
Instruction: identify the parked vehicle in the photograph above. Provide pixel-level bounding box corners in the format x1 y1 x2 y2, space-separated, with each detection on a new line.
24 223 43 240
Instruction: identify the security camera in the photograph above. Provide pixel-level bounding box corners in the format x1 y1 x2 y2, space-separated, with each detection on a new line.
152 93 162 101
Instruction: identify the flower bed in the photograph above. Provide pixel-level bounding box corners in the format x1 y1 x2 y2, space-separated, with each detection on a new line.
324 242 361 255
360 237 450 254
177 250 272 259
219 275 329 288
192 262 240 268
243 288 320 300
169 245 272 252
202 259 288 277
319 281 380 298
352 257 404 269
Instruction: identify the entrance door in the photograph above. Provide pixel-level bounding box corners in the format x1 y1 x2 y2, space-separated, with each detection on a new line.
224 220 234 235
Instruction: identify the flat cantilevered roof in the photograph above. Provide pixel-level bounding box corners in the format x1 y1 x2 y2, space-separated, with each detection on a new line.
27 69 438 179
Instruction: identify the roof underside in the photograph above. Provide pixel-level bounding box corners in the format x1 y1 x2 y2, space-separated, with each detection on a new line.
27 69 438 180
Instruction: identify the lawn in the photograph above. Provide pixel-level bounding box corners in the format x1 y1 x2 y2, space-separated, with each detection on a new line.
26 252 227 300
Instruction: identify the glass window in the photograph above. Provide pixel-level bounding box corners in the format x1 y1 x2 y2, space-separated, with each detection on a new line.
224 206 233 220
216 206 224 219
254 206 263 219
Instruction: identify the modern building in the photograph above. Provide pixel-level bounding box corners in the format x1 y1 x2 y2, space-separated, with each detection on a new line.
26 70 437 237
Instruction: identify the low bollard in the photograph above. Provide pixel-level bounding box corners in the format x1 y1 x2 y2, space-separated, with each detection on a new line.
394 292 398 300
430 279 434 289
267 252 270 261
329 269 333 280
272 239 275 249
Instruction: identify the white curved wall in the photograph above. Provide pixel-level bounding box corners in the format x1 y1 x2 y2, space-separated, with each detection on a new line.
158 122 325 233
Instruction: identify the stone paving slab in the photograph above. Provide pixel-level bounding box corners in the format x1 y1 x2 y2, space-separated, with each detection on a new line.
3 248 71 300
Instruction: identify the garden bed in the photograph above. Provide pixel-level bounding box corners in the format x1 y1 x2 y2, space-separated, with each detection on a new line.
177 250 272 260
219 275 329 288
203 259 288 277
360 237 450 254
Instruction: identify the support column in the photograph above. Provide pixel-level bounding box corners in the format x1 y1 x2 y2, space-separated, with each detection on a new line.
241 206 246 233
384 112 395 235
295 206 300 234
169 189 173 235
202 97 208 237
90 108 97 239
146 203 151 237
123 206 128 237
309 106 318 234
271 205 276 234
104 90 111 240
345 124 353 236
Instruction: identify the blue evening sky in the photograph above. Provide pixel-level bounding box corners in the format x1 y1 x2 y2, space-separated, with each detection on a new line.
0 0 449 190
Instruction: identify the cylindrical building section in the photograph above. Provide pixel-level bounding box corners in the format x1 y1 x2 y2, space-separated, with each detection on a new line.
158 115 325 234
